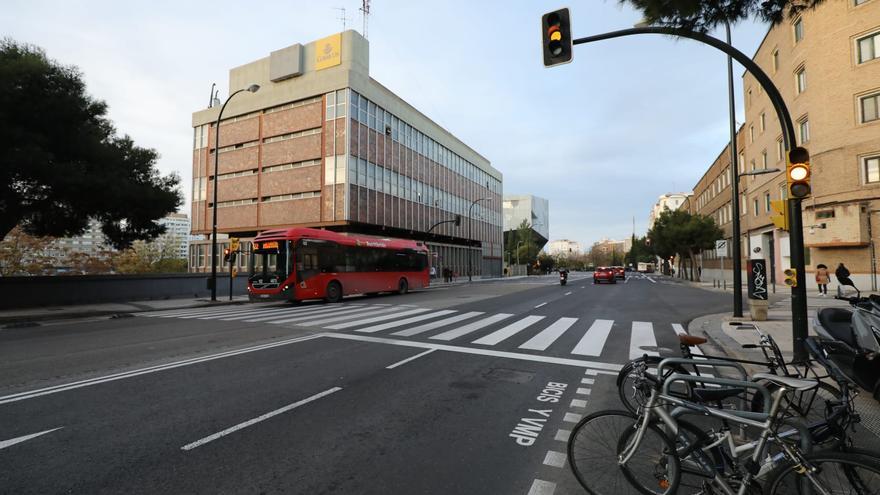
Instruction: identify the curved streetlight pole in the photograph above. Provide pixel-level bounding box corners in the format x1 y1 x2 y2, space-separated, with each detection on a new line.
467 197 492 282
210 84 260 301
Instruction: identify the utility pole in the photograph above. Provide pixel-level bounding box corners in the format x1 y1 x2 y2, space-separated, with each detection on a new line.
725 21 744 318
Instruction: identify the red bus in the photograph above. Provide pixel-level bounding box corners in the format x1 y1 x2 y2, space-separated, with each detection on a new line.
247 227 430 303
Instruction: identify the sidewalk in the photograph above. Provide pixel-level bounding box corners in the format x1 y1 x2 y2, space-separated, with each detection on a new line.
0 296 250 326
687 292 880 440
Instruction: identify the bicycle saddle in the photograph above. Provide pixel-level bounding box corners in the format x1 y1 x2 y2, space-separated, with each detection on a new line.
679 334 707 346
692 387 745 403
752 373 819 392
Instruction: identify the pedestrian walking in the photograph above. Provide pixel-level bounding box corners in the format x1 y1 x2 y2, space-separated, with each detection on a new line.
835 262 858 294
815 264 829 296
430 266 436 279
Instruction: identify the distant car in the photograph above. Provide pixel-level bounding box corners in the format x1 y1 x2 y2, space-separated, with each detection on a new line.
612 266 626 280
594 266 616 284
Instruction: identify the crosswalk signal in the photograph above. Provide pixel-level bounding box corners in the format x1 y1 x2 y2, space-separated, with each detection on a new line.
787 147 811 199
542 8 573 67
223 247 231 263
769 200 789 230
784 268 798 287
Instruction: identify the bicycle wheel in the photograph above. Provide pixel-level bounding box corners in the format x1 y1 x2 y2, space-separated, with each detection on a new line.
763 451 880 494
750 379 841 425
617 356 694 414
568 410 680 495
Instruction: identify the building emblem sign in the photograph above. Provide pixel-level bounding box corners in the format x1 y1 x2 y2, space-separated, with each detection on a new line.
315 33 342 70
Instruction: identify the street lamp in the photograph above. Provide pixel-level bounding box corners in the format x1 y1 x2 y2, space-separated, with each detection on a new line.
210 84 260 302
467 197 492 282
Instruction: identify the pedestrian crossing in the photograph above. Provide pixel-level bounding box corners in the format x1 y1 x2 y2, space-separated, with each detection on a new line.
140 303 675 361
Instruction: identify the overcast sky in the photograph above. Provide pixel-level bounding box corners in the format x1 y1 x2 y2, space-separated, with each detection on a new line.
3 0 771 247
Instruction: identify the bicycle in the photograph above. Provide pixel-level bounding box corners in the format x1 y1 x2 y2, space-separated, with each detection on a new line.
570 359 880 494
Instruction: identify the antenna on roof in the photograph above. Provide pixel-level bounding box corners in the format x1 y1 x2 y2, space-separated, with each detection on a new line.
333 7 349 31
360 0 371 39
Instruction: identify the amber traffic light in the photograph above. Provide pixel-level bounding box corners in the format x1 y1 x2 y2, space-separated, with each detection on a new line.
783 268 798 287
787 147 811 199
542 8 573 67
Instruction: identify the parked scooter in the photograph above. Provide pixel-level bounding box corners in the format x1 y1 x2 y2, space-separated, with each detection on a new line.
813 285 880 400
559 269 568 286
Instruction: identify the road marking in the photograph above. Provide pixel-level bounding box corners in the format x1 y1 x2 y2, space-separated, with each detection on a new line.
543 450 567 468
672 323 704 355
0 427 63 450
222 307 312 321
645 276 657 284
385 349 437 369
278 306 402 326
564 291 572 296
325 308 432 330
240 305 353 322
584 369 599 376
571 319 614 356
430 313 513 341
319 333 623 371
356 310 457 333
0 334 322 405
624 277 630 284
579 286 585 289
554 429 570 442
392 311 484 337
563 412 582 423
472 315 545 346
195 308 293 320
630 321 658 360
519 317 578 351
181 387 342 451
534 302 547 309
255 305 376 324
528 479 557 495
581 378 595 385
570 399 588 408
576 387 592 395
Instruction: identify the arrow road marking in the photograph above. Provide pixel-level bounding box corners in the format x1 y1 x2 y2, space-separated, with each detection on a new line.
0 427 63 450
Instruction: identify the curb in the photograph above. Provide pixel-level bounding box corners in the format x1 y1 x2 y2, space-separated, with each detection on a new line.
0 299 250 327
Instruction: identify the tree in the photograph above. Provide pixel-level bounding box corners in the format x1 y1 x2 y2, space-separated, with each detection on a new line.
0 227 55 275
648 209 723 281
504 220 541 269
625 235 655 267
620 0 825 32
0 39 181 248
110 235 187 274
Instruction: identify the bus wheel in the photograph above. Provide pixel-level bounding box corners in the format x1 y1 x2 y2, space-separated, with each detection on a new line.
325 281 342 303
398 278 409 295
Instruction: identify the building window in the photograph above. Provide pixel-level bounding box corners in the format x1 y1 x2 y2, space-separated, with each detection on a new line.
816 210 836 219
855 0 871 4
750 159 756 172
772 49 780 72
860 92 880 123
747 88 753 108
865 156 880 183
762 150 768 169
798 117 810 144
776 137 784 162
754 199 759 217
858 32 880 64
795 66 807 94
759 113 766 132
793 17 804 43
749 125 755 143
765 192 771 212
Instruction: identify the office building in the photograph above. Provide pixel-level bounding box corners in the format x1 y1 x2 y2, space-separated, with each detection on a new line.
502 194 549 250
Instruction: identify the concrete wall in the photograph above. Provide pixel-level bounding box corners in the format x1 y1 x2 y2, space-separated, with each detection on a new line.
0 274 249 309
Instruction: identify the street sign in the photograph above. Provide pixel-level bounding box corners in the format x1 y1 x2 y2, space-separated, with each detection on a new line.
715 239 728 257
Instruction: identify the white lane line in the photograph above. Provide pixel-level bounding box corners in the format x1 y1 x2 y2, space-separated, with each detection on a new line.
174 306 290 319
286 306 403 326
0 334 322 405
181 387 342 451
624 277 630 284
385 349 437 369
519 317 578 351
319 332 623 371
267 305 386 325
579 286 585 289
221 307 312 321
554 429 571 442
0 427 63 450
534 302 547 309
564 291 572 296
194 308 292 320
392 311 484 337
430 313 513 341
630 321 658 360
240 305 356 322
563 412 582 423
155 307 255 318
543 450 567 468
325 308 432 330
472 315 545 346
571 319 614 356
528 479 557 495
576 388 592 395
584 369 599 376
356 310 457 333
570 399 588 408
645 276 657 284
672 323 704 355
581 378 595 385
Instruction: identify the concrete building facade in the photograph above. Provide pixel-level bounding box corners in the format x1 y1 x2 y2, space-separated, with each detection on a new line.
189 31 503 278
736 0 880 289
547 239 584 257
648 193 690 230
503 194 550 248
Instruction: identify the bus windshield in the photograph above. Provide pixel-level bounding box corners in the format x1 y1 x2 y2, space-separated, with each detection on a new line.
250 240 291 288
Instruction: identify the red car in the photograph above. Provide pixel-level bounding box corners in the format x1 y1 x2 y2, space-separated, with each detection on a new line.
613 266 626 280
594 267 616 284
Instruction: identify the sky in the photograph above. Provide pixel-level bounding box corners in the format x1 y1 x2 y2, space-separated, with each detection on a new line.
2 0 772 248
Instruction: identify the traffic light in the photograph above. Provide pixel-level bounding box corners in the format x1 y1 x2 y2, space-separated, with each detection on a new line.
783 268 798 287
787 147 811 199
454 215 462 227
769 200 789 230
223 247 231 263
230 237 240 253
542 8 573 67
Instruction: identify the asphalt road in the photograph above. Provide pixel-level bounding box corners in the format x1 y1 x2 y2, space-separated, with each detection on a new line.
1 272 732 494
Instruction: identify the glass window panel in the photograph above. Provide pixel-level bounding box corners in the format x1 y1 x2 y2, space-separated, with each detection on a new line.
861 94 879 123
867 157 880 183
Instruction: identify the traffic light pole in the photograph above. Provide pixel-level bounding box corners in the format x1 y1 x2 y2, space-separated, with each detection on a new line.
571 26 809 361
